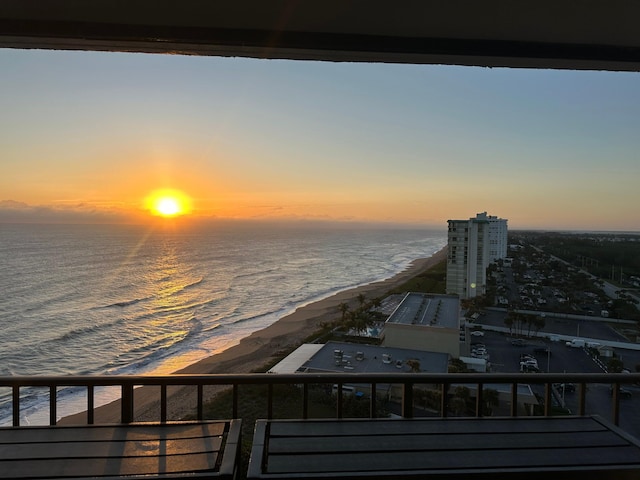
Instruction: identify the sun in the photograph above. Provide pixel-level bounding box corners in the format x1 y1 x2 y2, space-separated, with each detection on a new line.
145 189 192 218
156 197 181 216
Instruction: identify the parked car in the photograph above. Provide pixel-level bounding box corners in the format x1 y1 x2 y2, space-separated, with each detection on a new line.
521 364 540 373
554 383 576 393
470 330 485 337
520 359 537 366
511 339 526 346
610 386 633 398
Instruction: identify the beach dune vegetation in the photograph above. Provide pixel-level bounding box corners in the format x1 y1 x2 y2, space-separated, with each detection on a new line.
389 257 446 295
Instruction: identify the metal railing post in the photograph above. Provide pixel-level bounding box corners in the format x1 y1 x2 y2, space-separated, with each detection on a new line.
197 384 204 420
121 383 134 423
578 382 586 416
544 383 552 416
611 383 620 426
476 383 483 417
87 386 95 425
12 385 20 427
160 385 167 422
370 383 377 418
402 381 413 418
440 383 448 417
302 383 309 419
50 386 57 425
232 384 239 419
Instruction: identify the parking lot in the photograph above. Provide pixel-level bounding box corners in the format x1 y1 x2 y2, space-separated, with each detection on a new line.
470 330 640 439
474 331 603 375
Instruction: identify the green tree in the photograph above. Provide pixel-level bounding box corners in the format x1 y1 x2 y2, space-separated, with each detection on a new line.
406 359 421 373
448 358 469 373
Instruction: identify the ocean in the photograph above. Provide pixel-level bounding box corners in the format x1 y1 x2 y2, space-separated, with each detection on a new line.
0 222 446 425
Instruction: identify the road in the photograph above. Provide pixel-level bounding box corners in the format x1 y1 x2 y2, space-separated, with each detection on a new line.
477 308 632 341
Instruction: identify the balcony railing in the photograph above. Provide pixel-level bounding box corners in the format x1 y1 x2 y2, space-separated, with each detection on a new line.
2 372 639 428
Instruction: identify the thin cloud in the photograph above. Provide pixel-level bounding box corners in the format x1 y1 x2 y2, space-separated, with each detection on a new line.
0 200 135 224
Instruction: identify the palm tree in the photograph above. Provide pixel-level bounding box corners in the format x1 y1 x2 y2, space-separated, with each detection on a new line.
357 293 367 308
504 314 514 336
353 311 368 335
525 314 534 337
345 310 358 332
532 315 546 336
337 302 349 325
515 312 526 337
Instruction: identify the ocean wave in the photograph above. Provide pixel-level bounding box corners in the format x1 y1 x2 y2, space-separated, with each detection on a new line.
230 266 280 282
103 316 204 375
200 323 221 334
226 300 304 327
40 317 128 346
181 277 204 290
152 296 220 313
98 296 153 309
97 277 205 311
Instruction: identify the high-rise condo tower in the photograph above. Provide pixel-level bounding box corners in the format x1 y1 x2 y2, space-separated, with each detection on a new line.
446 212 508 299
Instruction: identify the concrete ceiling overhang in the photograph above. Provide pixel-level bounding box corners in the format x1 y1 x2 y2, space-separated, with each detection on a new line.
1 0 640 71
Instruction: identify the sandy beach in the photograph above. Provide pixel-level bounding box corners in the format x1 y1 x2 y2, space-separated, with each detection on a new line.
60 247 447 424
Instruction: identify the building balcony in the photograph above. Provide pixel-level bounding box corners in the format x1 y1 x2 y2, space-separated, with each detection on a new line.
2 372 640 479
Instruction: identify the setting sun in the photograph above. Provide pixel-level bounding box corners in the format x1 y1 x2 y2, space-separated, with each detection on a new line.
145 189 192 218
157 198 180 216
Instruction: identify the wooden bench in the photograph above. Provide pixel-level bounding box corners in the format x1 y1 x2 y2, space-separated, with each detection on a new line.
248 416 640 479
0 420 241 479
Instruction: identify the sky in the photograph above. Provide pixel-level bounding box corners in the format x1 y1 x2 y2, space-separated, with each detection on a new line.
1 49 639 231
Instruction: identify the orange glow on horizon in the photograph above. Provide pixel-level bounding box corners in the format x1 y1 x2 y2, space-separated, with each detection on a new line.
145 189 192 218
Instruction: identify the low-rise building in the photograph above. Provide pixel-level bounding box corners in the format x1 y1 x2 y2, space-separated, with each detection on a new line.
269 341 450 405
270 341 450 375
382 293 461 356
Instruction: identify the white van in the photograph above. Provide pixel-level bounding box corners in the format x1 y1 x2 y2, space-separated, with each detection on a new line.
332 385 356 396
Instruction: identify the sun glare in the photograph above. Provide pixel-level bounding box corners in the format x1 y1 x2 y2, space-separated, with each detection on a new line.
145 189 192 218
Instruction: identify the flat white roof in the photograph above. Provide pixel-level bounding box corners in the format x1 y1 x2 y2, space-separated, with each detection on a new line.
386 293 460 329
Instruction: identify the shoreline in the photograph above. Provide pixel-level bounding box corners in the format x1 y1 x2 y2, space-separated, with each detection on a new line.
60 246 447 424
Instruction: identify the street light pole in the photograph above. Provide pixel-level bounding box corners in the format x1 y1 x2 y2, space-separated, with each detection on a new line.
547 347 551 373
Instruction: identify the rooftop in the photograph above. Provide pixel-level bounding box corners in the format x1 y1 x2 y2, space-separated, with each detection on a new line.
297 341 450 374
386 293 460 330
